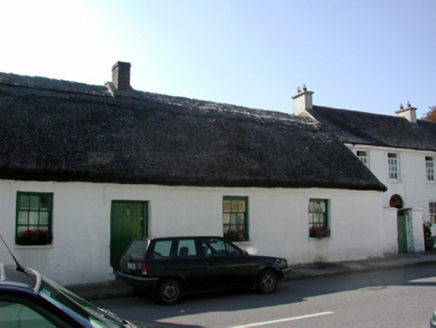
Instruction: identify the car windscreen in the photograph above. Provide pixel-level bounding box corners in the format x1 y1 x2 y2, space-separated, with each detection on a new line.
124 239 149 261
39 276 126 328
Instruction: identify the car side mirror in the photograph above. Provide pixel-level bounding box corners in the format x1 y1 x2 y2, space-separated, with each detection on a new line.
241 250 248 257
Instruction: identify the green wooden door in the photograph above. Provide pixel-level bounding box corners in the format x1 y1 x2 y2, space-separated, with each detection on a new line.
110 201 148 270
397 211 408 253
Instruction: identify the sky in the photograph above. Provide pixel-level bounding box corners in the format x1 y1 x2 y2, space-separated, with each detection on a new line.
1 0 435 118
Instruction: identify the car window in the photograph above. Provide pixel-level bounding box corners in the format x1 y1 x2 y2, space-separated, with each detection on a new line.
177 239 197 258
124 239 148 261
202 238 228 258
225 240 242 258
0 301 56 328
153 240 173 259
39 278 125 327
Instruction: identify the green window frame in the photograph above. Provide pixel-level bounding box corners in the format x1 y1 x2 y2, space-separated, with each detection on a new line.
309 199 330 238
15 192 53 246
223 196 248 242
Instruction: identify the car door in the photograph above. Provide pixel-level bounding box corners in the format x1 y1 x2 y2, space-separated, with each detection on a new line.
148 238 204 291
200 237 252 289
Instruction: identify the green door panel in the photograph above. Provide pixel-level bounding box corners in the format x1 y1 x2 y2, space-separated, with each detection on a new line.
397 212 408 253
110 201 148 270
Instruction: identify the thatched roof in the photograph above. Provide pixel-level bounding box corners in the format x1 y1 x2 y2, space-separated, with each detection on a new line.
0 72 386 191
308 106 436 151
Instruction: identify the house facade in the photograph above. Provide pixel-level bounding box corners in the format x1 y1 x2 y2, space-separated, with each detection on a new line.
0 63 396 285
293 88 436 251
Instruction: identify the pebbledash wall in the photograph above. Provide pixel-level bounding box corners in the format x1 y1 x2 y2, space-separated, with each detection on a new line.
1 179 397 286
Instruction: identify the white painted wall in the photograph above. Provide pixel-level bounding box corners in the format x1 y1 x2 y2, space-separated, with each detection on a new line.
348 145 436 237
0 179 392 285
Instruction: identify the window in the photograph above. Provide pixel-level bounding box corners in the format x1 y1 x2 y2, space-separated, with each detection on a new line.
201 237 243 258
0 301 56 327
356 150 369 167
426 157 434 182
177 239 197 258
153 240 172 258
16 192 53 246
387 153 399 180
389 194 403 209
152 239 198 259
223 197 248 242
309 199 330 238
430 202 436 224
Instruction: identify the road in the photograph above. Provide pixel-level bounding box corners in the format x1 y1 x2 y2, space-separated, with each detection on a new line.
94 265 436 327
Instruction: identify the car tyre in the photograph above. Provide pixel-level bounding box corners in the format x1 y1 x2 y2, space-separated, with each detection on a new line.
156 279 182 305
256 270 278 294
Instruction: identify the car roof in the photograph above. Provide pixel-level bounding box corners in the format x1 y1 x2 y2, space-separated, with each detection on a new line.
0 263 39 292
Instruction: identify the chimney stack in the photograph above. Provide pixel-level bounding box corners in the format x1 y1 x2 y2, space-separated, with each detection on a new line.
395 101 417 123
112 61 131 91
292 85 314 117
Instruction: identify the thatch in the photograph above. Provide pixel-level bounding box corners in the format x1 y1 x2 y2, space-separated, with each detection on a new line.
309 106 436 151
0 72 386 191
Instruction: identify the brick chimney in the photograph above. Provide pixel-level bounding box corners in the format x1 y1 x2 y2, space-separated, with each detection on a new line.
292 85 314 117
112 61 131 91
395 102 417 123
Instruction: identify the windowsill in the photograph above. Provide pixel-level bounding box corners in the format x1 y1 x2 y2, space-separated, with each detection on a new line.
14 245 53 249
232 241 251 246
308 237 331 241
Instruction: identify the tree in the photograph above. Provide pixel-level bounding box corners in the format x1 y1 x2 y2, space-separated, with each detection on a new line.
422 105 436 122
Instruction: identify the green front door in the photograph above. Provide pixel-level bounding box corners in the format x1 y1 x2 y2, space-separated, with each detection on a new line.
110 201 148 270
397 210 408 253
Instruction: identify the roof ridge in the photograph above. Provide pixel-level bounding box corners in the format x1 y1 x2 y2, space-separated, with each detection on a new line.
0 71 108 97
312 105 403 120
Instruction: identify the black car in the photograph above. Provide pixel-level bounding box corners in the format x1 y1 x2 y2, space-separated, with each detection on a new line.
117 236 291 305
0 263 136 327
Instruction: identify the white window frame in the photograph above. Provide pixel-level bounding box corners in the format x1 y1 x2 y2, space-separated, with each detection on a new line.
430 202 436 224
356 150 369 168
387 153 400 181
426 156 435 182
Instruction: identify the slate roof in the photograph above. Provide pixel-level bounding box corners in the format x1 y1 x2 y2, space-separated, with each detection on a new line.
0 72 386 191
308 106 436 151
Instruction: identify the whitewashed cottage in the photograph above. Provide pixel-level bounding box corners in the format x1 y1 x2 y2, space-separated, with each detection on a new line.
0 63 395 285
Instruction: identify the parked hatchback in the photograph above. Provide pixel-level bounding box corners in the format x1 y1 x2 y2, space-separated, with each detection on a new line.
118 236 291 304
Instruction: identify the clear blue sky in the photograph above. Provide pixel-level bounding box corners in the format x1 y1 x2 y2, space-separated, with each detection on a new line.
2 0 435 117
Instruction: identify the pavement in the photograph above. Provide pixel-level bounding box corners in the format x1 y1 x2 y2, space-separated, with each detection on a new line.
67 249 436 301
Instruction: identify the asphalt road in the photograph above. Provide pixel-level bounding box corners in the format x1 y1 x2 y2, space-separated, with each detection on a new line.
94 265 436 327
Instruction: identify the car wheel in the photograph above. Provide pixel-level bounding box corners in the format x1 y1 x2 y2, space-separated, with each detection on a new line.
256 270 278 294
156 279 182 305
